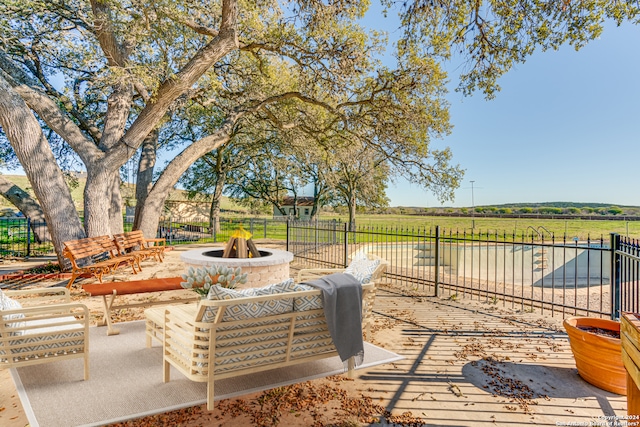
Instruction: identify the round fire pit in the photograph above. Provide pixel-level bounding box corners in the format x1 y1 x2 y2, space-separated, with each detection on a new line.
180 248 294 288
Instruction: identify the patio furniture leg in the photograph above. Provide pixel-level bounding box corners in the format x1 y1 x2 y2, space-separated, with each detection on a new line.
207 381 215 411
66 272 80 288
84 352 90 381
163 359 170 383
96 292 120 335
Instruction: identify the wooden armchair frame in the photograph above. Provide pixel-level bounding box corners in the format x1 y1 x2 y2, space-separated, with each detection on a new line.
0 287 90 380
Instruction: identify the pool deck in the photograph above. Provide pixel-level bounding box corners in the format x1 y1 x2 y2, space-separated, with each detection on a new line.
364 285 628 426
0 246 631 426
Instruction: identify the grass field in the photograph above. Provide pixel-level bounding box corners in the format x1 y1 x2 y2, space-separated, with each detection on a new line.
2 175 638 240
319 213 640 240
175 213 640 241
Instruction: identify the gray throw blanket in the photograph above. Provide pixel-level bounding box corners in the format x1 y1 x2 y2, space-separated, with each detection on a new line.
301 273 364 367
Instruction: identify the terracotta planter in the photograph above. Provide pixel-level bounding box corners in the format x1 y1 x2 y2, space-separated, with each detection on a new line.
563 316 626 395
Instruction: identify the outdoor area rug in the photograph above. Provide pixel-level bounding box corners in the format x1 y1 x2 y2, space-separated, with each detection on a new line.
11 320 403 427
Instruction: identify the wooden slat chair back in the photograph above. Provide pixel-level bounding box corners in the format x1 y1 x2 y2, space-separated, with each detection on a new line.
112 230 165 264
62 235 138 288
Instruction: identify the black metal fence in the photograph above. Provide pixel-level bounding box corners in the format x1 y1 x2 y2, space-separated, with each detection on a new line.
156 217 289 244
613 234 640 318
286 221 628 319
0 216 290 257
0 218 53 257
3 215 640 320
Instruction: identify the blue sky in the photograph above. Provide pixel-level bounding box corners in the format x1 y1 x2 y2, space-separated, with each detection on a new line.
4 7 638 210
385 20 640 208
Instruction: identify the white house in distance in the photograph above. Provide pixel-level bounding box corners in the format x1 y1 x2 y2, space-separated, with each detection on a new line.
273 196 315 220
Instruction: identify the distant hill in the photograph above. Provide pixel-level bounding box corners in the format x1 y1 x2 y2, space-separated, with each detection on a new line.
0 174 245 213
488 202 640 209
3 173 636 218
381 202 640 218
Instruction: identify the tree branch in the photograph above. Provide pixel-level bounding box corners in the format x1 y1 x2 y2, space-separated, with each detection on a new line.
116 0 239 159
159 6 219 37
0 57 102 164
11 49 103 143
90 0 129 66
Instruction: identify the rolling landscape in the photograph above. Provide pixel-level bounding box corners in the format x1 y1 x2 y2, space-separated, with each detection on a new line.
2 174 639 239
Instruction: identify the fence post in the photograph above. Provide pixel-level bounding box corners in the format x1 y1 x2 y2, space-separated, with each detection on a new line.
435 225 440 297
263 218 267 239
286 219 290 252
343 222 349 268
611 232 621 320
332 219 337 245
26 217 31 258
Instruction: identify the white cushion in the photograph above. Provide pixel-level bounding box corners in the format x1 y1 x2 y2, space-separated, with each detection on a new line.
344 258 381 284
2 316 84 363
0 290 25 336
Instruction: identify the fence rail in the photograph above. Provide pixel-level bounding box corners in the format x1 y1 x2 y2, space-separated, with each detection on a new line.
2 216 639 319
0 218 52 257
286 221 631 319
156 217 289 244
0 216 291 258
614 235 640 318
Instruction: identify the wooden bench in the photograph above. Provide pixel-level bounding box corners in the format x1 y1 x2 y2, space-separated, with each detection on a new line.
82 277 198 336
147 281 375 410
112 230 166 265
63 235 139 288
0 287 89 380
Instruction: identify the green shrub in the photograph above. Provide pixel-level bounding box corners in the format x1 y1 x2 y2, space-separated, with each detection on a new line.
608 206 623 215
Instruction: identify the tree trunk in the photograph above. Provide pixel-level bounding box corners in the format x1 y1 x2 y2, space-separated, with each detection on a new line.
136 124 234 239
309 181 321 221
0 76 84 265
108 171 124 234
347 194 357 231
133 130 158 232
83 165 114 237
136 190 168 239
0 176 52 242
210 173 225 233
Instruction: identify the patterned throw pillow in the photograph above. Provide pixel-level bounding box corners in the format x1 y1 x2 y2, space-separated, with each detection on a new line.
253 279 297 296
292 284 323 312
344 258 381 284
204 279 296 322
350 251 369 261
0 289 25 336
207 285 257 301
